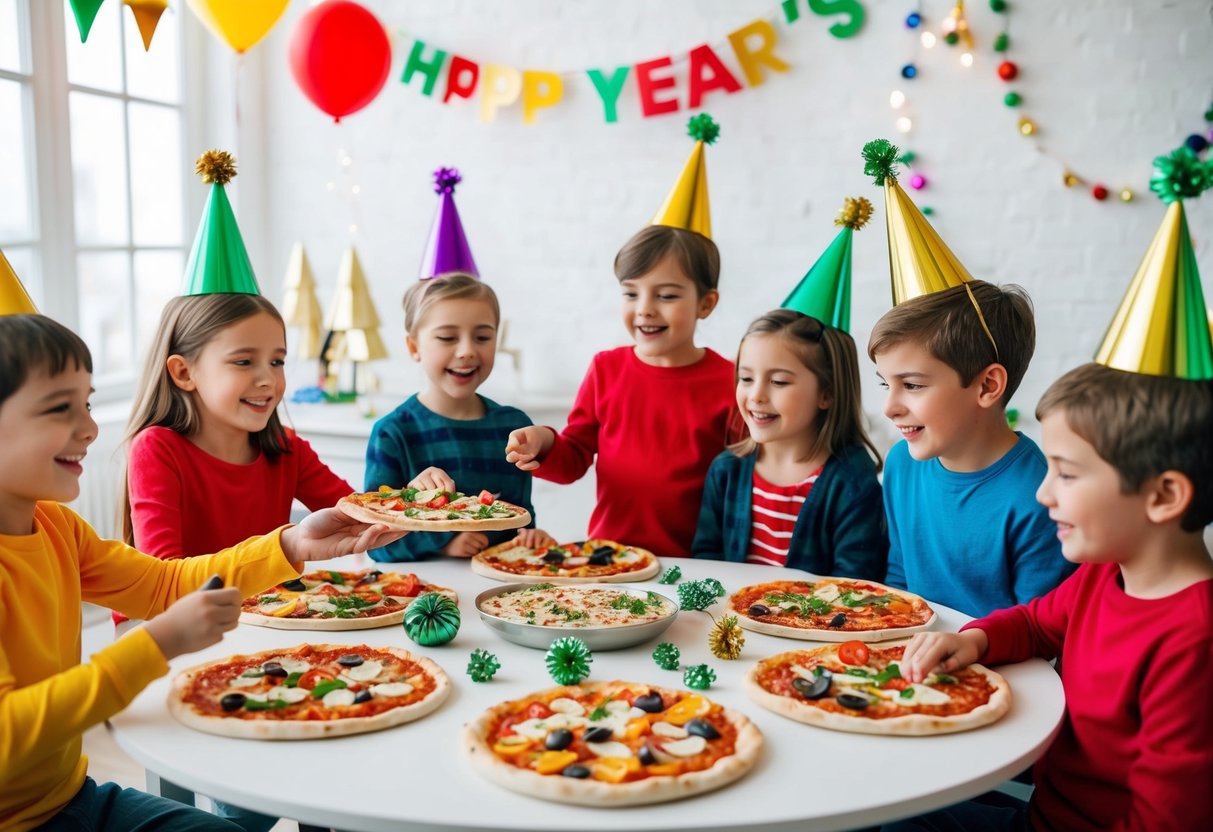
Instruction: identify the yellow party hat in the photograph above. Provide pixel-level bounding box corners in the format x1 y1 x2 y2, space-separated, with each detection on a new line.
324 246 387 363
0 247 38 315
651 113 719 239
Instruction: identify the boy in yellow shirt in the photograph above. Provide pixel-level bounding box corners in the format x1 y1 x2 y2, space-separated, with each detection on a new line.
0 314 404 831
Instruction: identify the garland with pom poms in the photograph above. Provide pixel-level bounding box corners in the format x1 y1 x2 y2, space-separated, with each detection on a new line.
836 196 874 230
1149 147 1213 204
195 150 237 185
862 139 901 186
433 166 462 195
466 649 500 683
683 664 716 690
700 578 726 599
676 578 745 661
545 636 593 685
687 112 720 145
677 580 719 612
708 615 745 661
652 642 680 671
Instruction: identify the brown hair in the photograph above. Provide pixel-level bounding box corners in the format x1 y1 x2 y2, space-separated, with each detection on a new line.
614 225 720 296
730 309 881 471
403 272 500 336
120 294 289 544
867 280 1036 406
0 314 93 409
1036 363 1213 531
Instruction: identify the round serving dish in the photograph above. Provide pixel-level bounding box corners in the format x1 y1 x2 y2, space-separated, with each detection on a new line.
474 583 679 651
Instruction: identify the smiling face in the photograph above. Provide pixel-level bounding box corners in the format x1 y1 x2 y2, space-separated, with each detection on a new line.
407 297 497 417
620 255 719 368
0 365 97 534
736 333 830 451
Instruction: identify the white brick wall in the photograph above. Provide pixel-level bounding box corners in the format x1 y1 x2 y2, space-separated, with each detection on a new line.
209 0 1213 424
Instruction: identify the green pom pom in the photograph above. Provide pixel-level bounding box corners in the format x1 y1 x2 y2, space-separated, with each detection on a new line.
403 593 461 646
1149 146 1213 204
701 578 726 598
652 642 681 671
1004 92 1022 107
994 32 1010 52
546 636 593 685
677 580 718 612
658 565 682 585
687 113 720 145
862 139 901 186
466 649 500 683
683 663 716 690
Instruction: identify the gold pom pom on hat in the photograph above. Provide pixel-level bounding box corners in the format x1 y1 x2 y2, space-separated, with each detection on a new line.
194 149 237 186
835 196 873 231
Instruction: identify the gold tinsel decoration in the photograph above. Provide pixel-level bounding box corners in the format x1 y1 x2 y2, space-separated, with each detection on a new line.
834 196 874 231
195 150 237 185
708 615 745 660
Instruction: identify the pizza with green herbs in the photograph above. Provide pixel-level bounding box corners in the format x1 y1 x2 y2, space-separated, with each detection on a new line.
471 538 660 584
338 485 531 532
728 578 936 642
240 568 456 630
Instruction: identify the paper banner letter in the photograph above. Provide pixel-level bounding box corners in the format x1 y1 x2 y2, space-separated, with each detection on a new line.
809 0 866 39
402 39 447 97
586 67 629 124
687 44 742 109
635 57 680 118
480 64 522 123
124 0 168 51
522 70 564 124
781 0 801 23
727 20 789 87
444 55 480 103
69 0 106 43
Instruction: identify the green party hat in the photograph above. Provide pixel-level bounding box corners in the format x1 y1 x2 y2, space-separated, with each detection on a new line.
181 150 260 296
781 196 873 331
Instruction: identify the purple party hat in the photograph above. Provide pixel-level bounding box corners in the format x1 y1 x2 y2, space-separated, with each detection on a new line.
419 166 479 280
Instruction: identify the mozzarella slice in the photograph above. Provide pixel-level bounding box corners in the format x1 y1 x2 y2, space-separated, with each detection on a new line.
345 661 384 682
322 689 356 707
307 600 337 613
369 682 413 698
907 684 952 706
813 583 841 603
549 697 586 716
586 741 633 758
660 735 707 757
276 658 311 674
267 687 308 704
831 673 877 686
228 676 262 688
651 721 688 739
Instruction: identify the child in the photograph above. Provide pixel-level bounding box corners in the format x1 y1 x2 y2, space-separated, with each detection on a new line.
870 280 1074 617
890 363 1213 831
365 273 550 560
505 224 736 557
692 309 886 579
0 313 404 831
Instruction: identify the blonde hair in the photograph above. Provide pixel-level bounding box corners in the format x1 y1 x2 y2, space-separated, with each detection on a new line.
402 272 500 336
120 294 289 544
730 309 881 471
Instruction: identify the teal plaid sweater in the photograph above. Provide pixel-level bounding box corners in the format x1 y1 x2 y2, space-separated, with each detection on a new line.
364 394 536 561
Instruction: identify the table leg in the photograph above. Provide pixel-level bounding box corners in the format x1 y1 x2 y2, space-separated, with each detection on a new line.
145 771 196 807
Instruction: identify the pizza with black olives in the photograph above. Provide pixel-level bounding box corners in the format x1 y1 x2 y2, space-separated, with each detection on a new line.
471 539 660 584
728 578 936 641
338 486 530 532
239 568 456 630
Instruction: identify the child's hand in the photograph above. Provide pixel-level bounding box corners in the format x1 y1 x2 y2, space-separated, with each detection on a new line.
143 586 242 660
505 426 554 471
514 527 556 548
280 508 408 566
409 467 455 493
899 630 989 683
442 532 489 558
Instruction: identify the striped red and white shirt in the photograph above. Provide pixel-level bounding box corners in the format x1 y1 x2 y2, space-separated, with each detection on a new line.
745 467 822 567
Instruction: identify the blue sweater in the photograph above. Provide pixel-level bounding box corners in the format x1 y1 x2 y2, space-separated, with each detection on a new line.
691 443 887 581
883 432 1075 618
364 394 535 562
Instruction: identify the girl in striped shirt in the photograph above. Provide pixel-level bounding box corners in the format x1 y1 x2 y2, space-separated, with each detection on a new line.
692 310 887 579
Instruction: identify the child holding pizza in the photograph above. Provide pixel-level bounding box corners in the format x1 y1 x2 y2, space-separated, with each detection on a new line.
505 115 738 558
691 309 886 579
0 312 404 832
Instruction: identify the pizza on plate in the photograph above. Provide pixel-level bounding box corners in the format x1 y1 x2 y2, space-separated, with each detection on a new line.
239 568 457 630
471 538 660 584
464 680 763 806
338 486 531 532
168 643 449 739
745 642 1010 736
728 578 936 642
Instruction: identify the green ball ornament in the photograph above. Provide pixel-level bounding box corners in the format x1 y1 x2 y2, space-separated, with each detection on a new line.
658 565 682 585
466 649 500 683
1004 92 1022 107
944 31 959 45
652 642 681 671
1204 107 1213 122
683 664 716 690
897 150 916 165
546 637 593 685
922 206 936 216
403 592 461 646
989 0 1007 12
994 32 1010 52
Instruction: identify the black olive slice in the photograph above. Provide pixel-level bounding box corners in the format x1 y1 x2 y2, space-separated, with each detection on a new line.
748 604 771 616
337 654 364 667
791 675 831 700
562 765 591 779
282 579 307 592
542 550 567 564
828 612 847 628
685 719 721 740
220 693 246 712
633 693 664 713
261 662 287 678
353 690 372 704
638 745 658 766
545 729 574 751
836 693 871 710
582 726 613 743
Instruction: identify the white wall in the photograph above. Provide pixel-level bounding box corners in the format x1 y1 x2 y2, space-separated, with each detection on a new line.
213 0 1213 423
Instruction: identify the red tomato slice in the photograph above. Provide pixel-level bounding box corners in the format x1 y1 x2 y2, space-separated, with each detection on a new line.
313 584 341 597
838 640 871 666
498 714 522 736
355 591 383 604
478 490 495 505
384 499 406 511
425 494 450 509
525 702 553 720
381 575 420 597
883 678 911 691
297 669 335 691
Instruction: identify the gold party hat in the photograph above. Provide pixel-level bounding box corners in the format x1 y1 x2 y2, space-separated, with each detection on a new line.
651 113 719 239
0 247 38 315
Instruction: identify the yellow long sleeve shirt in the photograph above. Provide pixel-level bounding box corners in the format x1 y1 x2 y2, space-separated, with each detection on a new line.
0 502 300 831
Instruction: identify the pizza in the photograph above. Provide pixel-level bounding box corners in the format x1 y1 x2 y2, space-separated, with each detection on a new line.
471 538 660 584
338 486 531 532
745 642 1009 736
463 680 763 806
168 643 450 740
477 583 677 628
728 578 936 642
240 568 457 630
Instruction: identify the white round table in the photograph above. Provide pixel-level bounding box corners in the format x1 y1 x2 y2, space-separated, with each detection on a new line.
108 556 1064 832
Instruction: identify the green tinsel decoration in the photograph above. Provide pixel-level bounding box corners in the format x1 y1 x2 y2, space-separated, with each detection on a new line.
687 113 721 145
701 577 725 598
1149 147 1213 204
652 642 681 671
677 580 718 612
545 636 593 685
658 565 682 585
683 664 716 690
466 649 500 683
862 139 901 186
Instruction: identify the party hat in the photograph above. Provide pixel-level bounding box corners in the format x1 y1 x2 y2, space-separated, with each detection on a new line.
124 0 169 51
181 150 260 296
0 247 38 316
281 243 325 360
419 167 479 280
1094 147 1213 379
781 197 873 331
651 113 719 239
326 246 388 363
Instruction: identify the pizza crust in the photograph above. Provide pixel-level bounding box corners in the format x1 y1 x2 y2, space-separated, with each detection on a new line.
337 495 531 533
470 540 661 585
463 681 763 806
168 646 450 740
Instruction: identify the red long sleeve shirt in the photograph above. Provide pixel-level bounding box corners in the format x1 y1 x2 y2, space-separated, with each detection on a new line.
533 346 736 558
966 562 1213 832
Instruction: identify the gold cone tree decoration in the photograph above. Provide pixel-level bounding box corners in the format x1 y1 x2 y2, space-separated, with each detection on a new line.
281 243 324 360
323 246 388 395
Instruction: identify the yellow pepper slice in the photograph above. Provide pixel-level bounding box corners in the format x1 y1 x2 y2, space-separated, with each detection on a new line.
662 694 710 725
534 750 580 774
492 736 534 758
591 756 641 783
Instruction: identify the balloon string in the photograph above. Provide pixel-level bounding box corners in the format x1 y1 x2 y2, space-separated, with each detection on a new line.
235 53 243 131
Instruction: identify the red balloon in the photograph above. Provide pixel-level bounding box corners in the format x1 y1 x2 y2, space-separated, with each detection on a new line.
288 0 391 122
